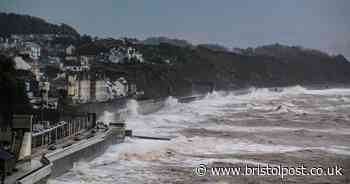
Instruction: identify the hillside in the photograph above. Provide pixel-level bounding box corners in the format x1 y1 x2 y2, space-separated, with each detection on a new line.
0 12 79 37
81 41 350 98
142 37 193 48
2 13 350 99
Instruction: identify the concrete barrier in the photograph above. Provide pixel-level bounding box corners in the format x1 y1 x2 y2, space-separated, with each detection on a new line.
17 163 52 184
46 129 124 178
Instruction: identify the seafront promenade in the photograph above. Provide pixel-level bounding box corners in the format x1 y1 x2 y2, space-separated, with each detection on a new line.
5 123 126 184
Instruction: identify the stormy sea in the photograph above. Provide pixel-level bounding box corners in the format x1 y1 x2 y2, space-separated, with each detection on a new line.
49 86 350 184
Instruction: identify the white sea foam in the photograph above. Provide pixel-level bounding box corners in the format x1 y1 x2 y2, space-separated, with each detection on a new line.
304 88 350 96
97 111 115 125
164 96 179 107
168 136 313 156
205 125 350 135
51 85 350 184
125 99 140 117
340 96 350 102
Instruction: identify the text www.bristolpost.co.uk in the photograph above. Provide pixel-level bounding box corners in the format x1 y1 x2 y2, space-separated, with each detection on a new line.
193 164 343 178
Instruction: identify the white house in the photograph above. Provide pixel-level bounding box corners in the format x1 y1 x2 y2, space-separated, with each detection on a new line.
68 74 91 103
108 48 124 63
108 47 144 64
76 78 91 103
14 56 32 70
65 45 76 55
79 56 90 70
127 47 144 63
95 80 109 102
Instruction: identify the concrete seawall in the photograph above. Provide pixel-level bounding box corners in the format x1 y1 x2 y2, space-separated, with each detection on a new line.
17 127 125 184
46 129 124 178
16 163 53 184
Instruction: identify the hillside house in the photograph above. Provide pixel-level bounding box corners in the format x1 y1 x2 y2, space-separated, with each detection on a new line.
14 56 31 71
67 74 91 103
108 48 124 63
126 47 144 63
23 42 41 60
94 80 108 102
77 75 91 103
65 45 75 55
108 47 144 64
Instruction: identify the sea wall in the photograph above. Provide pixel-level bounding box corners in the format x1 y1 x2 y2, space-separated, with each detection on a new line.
46 128 124 178
16 127 125 184
17 163 53 184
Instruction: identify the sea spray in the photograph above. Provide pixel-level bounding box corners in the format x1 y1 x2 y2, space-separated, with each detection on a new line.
126 99 139 117
51 85 350 184
164 96 179 107
204 90 221 100
97 111 115 125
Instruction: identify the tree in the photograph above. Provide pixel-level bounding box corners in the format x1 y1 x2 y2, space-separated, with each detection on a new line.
0 55 32 128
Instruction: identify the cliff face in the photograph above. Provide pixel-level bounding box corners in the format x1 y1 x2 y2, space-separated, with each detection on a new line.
0 13 79 37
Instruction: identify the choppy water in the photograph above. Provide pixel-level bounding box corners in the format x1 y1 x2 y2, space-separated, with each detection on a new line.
49 86 350 184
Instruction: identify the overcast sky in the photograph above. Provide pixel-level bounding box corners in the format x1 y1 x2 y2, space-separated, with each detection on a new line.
1 0 349 59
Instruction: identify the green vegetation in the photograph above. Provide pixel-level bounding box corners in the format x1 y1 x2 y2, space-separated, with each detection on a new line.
0 13 79 37
89 42 350 98
1 13 350 99
0 55 32 124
